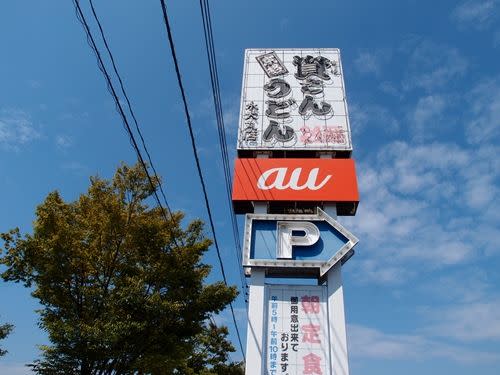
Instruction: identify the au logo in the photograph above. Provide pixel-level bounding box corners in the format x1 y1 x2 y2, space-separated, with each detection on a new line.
257 167 332 191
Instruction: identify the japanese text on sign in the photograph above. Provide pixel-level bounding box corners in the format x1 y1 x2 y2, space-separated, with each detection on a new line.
266 286 328 374
238 49 352 152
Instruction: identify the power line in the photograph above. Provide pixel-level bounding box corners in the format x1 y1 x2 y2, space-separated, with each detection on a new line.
74 0 246 360
198 0 247 299
72 0 179 249
87 0 173 228
158 0 245 360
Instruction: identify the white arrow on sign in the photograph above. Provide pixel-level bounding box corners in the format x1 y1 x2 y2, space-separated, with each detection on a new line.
243 207 359 276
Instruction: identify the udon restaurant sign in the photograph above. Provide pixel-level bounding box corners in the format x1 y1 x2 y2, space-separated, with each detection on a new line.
232 158 359 203
237 48 352 153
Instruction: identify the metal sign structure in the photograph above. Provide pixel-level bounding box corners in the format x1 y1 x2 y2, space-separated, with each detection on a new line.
232 158 359 209
242 208 358 276
237 49 352 153
233 47 358 375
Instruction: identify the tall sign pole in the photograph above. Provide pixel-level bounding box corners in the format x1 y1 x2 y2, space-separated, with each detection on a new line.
324 203 350 375
232 49 359 375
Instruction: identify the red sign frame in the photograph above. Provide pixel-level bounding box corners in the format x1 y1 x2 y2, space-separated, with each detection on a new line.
232 158 359 204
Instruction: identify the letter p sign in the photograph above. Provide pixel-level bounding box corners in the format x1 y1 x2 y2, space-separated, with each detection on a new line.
276 221 320 259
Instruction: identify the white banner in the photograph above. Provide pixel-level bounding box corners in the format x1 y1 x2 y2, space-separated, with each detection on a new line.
265 285 329 375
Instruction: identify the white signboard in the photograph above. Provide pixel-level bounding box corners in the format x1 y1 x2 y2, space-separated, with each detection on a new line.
238 49 352 152
266 285 328 375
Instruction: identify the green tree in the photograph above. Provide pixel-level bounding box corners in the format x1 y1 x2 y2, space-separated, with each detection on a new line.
0 163 242 374
0 320 13 357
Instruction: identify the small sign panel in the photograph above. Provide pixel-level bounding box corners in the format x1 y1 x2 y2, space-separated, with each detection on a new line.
243 208 359 276
238 48 352 152
266 285 328 375
232 158 359 203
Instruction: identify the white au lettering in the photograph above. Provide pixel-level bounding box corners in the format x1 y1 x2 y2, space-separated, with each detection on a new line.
257 167 332 191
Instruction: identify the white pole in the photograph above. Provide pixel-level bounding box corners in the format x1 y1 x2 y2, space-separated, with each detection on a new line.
324 203 350 375
245 268 266 375
245 200 267 374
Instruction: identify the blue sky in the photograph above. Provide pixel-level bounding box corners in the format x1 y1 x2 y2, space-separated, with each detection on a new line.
1 0 499 374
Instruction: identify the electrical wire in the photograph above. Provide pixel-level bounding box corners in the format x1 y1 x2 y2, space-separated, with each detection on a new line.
75 0 246 360
198 0 248 299
158 0 245 360
87 0 174 229
72 0 179 249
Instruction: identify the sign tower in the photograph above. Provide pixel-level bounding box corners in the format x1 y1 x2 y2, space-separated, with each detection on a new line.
232 49 359 375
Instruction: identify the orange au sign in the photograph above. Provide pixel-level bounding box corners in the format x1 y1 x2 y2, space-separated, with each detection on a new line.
232 158 359 204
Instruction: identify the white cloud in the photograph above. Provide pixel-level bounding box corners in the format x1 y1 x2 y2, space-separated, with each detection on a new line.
213 306 247 328
58 111 89 122
379 81 402 98
55 135 73 149
465 77 500 144
349 102 399 135
26 79 42 89
353 259 410 285
404 41 468 91
279 18 290 31
452 0 498 29
419 270 490 303
410 95 447 140
349 324 499 363
193 95 213 120
194 94 240 140
494 30 500 46
223 99 240 136
354 50 389 76
350 274 500 364
341 140 499 284
464 173 497 208
61 161 89 176
0 109 41 151
422 299 500 342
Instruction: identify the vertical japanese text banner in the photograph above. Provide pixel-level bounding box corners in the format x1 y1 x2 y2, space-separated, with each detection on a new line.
266 285 328 375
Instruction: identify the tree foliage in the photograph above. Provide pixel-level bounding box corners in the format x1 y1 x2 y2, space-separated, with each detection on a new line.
0 320 13 357
0 163 242 374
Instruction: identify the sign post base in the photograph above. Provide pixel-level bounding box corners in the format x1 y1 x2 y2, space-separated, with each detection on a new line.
244 267 350 375
327 264 350 375
245 268 265 375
